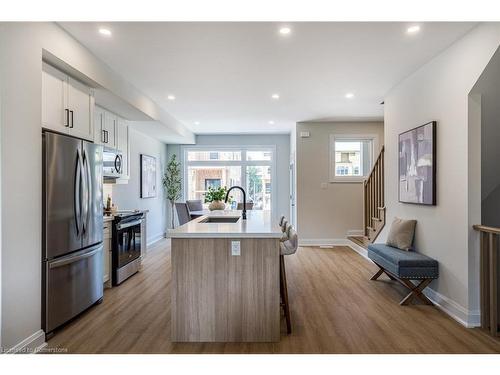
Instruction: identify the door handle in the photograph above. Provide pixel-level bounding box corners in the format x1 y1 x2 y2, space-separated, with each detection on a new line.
49 246 102 269
65 109 70 127
115 154 122 174
70 110 74 128
75 149 83 235
83 148 92 233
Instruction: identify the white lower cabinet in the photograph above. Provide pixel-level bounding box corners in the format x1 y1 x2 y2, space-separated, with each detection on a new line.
103 222 112 288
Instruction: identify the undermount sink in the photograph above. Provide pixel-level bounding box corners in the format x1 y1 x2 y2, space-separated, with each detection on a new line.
199 217 240 223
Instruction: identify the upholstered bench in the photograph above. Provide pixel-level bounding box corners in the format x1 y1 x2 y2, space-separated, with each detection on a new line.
367 243 439 305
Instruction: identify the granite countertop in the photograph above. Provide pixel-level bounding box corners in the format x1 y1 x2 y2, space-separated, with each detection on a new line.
167 210 282 239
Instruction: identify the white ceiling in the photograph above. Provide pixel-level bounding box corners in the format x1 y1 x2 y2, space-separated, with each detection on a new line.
60 22 476 134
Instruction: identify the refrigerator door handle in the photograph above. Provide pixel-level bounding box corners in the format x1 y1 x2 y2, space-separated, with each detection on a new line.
48 245 102 269
83 148 92 233
75 149 82 235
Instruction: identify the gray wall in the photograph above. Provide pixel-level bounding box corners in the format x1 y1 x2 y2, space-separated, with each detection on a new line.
475 47 500 227
380 23 500 325
111 127 168 243
167 134 290 227
296 121 384 241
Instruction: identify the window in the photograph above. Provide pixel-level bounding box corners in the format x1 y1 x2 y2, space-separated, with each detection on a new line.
183 146 276 213
204 178 221 190
330 135 378 182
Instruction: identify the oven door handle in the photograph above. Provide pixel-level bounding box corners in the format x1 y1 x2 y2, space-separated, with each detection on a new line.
116 219 142 230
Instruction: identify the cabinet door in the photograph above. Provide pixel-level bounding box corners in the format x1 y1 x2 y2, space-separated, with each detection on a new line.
103 111 117 149
42 63 69 133
68 77 94 141
116 118 129 178
94 106 105 145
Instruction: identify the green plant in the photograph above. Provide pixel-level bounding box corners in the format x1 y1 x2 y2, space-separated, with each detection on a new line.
162 154 181 228
204 186 231 203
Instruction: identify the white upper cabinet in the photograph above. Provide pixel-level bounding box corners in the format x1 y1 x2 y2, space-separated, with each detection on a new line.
116 118 130 179
94 106 105 144
42 63 94 141
103 111 117 149
42 63 69 131
67 78 94 141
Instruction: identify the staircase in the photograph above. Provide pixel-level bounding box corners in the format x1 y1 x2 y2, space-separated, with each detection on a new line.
348 146 385 249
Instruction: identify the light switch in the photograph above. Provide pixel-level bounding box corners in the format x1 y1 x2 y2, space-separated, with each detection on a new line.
231 241 241 256
321 182 328 189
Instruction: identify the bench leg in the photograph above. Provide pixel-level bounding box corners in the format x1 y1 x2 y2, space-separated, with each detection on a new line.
370 268 384 280
400 279 434 306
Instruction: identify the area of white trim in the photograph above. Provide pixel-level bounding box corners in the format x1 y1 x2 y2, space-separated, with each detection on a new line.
6 329 46 354
299 238 351 247
147 233 165 247
343 242 481 329
424 288 481 328
346 239 369 260
346 229 364 236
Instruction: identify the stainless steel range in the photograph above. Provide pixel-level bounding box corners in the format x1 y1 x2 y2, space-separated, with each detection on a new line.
111 211 144 285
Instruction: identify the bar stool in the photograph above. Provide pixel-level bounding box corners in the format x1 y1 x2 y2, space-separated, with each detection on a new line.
280 227 298 334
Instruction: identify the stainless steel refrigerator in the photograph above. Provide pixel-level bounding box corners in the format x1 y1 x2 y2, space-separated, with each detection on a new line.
42 131 104 336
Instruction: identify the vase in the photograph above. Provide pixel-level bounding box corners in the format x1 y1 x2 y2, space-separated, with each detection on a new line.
208 200 225 211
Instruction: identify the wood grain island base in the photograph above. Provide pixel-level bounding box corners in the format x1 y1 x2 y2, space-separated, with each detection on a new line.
168 210 283 342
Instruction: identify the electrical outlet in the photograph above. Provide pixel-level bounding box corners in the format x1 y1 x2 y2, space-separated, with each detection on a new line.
231 241 241 256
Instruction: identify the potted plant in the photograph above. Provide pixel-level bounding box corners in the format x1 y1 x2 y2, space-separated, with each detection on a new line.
204 186 231 211
162 154 182 228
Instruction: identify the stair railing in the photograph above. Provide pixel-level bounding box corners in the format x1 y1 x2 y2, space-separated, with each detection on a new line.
472 224 499 336
363 146 385 242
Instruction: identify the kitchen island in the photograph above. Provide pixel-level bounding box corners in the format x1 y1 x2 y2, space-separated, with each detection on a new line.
168 210 282 342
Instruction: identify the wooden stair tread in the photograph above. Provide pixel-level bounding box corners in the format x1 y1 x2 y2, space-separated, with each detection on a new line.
347 236 370 250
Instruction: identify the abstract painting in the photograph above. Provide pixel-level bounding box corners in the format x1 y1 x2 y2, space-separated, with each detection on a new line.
399 121 436 205
140 154 157 198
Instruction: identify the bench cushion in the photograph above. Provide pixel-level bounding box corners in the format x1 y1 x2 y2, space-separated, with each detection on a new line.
368 243 439 279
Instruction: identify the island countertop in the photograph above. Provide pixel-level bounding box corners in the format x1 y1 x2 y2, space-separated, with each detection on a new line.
167 210 282 239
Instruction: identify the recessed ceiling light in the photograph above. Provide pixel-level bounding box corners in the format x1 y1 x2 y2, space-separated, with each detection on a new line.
407 25 420 34
271 94 280 100
345 93 355 99
167 95 176 101
194 121 200 125
279 27 291 35
98 28 112 37
268 120 275 125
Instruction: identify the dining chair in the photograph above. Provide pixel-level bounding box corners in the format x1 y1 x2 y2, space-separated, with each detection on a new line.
280 227 298 334
175 203 191 226
186 199 203 212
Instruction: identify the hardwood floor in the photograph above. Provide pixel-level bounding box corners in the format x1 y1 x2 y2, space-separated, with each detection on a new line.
47 239 500 353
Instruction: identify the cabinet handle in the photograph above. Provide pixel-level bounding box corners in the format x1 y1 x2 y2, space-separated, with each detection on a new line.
70 110 74 128
65 109 70 127
104 130 109 143
101 130 106 143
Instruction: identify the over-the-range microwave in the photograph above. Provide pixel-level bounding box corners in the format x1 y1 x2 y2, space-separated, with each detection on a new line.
103 147 123 178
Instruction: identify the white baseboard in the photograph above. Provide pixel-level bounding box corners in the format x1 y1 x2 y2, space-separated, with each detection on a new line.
346 239 369 260
299 238 351 247
424 288 480 328
147 233 164 247
343 243 480 329
6 329 46 354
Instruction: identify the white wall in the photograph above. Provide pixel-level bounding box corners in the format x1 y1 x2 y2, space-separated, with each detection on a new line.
167 134 291 227
296 121 384 242
110 128 168 244
0 22 189 351
380 23 500 326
